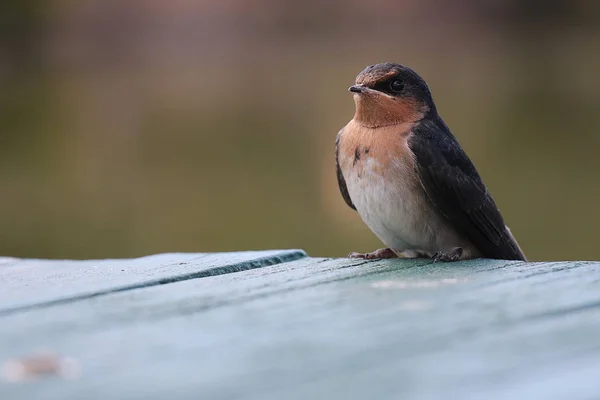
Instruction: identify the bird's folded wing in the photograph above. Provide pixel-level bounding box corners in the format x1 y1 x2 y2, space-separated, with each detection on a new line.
335 129 356 210
408 117 526 261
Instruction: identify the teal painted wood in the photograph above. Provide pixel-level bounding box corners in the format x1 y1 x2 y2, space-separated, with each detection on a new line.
1 253 600 400
0 250 306 315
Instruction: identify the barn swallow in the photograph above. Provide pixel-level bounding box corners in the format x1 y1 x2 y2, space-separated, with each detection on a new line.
335 63 526 261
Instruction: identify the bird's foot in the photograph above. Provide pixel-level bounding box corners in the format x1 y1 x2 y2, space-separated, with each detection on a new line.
348 248 398 260
433 247 464 262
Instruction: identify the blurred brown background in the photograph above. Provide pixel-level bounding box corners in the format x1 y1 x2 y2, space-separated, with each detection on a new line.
1 0 599 261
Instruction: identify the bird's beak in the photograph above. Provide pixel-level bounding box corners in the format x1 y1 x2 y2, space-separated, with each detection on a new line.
349 84 366 93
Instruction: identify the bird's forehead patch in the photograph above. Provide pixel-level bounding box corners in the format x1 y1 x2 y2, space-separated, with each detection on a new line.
355 67 398 87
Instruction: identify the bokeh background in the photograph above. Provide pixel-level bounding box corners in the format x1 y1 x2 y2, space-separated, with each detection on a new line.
1 0 599 261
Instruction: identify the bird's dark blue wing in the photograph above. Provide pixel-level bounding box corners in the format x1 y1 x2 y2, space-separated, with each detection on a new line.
408 116 526 261
335 130 356 211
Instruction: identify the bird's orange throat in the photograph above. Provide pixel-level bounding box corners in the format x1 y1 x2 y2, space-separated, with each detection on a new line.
352 93 426 128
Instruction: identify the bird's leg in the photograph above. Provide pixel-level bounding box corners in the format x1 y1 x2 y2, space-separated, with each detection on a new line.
348 248 398 259
433 247 464 262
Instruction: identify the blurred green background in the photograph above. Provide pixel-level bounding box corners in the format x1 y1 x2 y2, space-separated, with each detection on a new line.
1 0 599 261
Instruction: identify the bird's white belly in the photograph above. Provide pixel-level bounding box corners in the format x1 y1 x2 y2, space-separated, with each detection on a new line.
344 157 457 254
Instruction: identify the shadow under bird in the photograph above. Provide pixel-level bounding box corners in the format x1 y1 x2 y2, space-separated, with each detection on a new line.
335 63 526 262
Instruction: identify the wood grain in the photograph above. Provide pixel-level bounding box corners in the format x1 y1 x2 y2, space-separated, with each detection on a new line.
1 253 599 399
0 250 306 315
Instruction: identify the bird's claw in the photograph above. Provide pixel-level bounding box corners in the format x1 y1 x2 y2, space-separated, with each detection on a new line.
432 247 464 262
348 248 398 259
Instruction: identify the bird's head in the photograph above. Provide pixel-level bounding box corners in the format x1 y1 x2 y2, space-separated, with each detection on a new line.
349 63 435 127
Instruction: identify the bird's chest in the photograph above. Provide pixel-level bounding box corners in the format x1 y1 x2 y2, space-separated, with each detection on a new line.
338 124 431 249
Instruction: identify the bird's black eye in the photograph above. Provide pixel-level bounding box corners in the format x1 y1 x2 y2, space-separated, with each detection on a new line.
390 79 404 92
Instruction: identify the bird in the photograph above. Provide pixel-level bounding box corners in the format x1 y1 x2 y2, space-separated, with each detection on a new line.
335 62 526 262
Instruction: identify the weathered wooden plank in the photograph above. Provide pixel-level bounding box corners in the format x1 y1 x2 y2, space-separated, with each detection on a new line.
0 249 306 314
1 256 600 399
